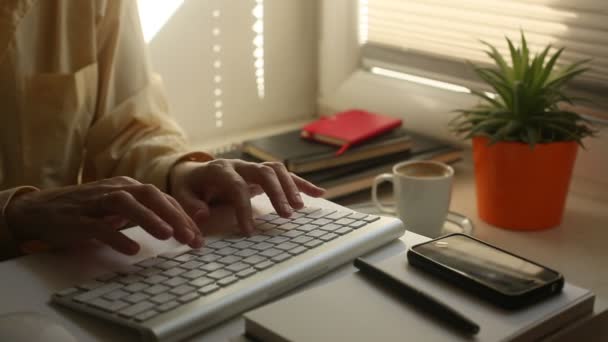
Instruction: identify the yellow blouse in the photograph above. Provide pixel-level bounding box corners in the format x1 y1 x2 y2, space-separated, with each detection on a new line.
0 0 212 259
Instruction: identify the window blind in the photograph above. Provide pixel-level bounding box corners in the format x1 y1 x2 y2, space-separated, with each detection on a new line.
360 0 608 98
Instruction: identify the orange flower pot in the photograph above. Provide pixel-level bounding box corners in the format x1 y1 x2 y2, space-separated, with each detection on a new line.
472 136 578 230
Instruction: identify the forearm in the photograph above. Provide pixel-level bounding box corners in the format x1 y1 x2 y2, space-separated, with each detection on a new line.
0 186 39 260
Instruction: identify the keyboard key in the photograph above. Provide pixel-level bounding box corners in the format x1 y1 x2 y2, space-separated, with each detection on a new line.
156 260 180 270
208 241 231 249
242 255 267 265
311 218 332 226
138 267 163 277
255 222 277 231
162 268 186 278
288 246 308 256
171 285 196 296
297 224 319 232
297 207 320 214
349 221 367 229
347 212 367 220
198 253 221 263
254 260 274 271
335 227 353 235
266 236 289 244
277 222 299 230
117 265 143 275
136 257 164 268
306 230 326 238
256 213 279 221
283 229 304 238
363 215 380 223
159 250 189 259
188 248 215 256
134 310 158 322
118 274 144 285
218 255 241 265
247 235 270 243
236 268 257 278
157 301 179 312
164 277 188 287
319 223 341 232
275 242 298 251
291 236 313 245
103 289 129 301
207 269 233 280
218 275 238 287
178 292 200 303
304 239 323 248
216 247 239 256
271 253 291 263
189 277 213 287
124 293 149 304
199 284 220 295
335 218 355 226
292 218 313 225
181 261 204 270
144 284 169 296
320 233 338 242
251 242 274 251
201 262 223 272
119 301 154 317
90 298 129 313
226 262 249 273
150 293 176 304
232 241 254 249
73 283 122 303
326 211 352 220
181 269 206 280
270 217 290 225
124 282 149 293
307 209 335 219
259 248 282 258
174 254 198 262
143 275 168 285
234 249 257 258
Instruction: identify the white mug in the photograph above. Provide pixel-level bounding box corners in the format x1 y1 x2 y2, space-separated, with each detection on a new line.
372 160 470 238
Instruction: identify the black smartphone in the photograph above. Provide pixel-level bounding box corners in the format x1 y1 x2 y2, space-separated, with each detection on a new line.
408 233 564 309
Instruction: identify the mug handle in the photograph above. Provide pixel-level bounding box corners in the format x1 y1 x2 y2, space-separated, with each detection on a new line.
445 212 475 235
372 173 396 214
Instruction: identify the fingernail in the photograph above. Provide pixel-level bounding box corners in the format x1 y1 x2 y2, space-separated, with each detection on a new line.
282 204 293 216
191 235 204 248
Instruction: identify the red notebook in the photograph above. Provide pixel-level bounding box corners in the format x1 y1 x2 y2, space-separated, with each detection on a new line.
301 110 402 155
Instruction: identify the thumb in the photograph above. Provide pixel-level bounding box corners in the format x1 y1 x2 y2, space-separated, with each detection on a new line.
176 191 211 225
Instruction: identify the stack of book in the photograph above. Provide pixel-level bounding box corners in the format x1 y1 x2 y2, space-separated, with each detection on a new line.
215 127 462 200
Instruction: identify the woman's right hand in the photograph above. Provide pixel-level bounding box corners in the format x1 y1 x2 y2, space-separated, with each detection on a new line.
5 176 203 255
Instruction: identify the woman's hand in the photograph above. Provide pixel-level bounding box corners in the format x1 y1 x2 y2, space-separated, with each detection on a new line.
170 159 325 235
5 176 202 255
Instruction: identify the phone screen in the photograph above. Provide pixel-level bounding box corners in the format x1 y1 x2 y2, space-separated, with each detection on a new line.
412 235 561 295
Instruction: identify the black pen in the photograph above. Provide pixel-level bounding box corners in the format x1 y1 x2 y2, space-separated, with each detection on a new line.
353 257 480 335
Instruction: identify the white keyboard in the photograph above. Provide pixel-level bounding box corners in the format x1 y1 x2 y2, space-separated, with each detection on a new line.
52 207 404 341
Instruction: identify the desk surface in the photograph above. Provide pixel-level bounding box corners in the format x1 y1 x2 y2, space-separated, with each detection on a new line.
336 153 608 312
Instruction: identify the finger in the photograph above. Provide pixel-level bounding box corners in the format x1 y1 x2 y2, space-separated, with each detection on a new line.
291 173 326 197
126 185 196 245
221 168 255 235
97 231 140 255
248 184 264 197
97 190 173 241
265 162 304 210
173 189 211 225
239 164 293 217
164 194 204 248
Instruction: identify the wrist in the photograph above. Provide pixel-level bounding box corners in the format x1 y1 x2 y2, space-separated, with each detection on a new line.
169 161 204 195
4 187 39 242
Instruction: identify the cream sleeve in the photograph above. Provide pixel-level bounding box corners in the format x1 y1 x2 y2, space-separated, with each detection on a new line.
83 0 212 192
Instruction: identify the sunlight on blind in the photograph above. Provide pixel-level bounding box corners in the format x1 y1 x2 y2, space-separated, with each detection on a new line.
362 0 608 86
137 0 184 43
253 0 265 99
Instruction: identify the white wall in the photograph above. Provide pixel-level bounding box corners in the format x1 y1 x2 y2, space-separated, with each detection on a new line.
145 0 319 144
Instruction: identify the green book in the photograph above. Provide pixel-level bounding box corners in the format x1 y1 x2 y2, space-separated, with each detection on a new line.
241 128 412 173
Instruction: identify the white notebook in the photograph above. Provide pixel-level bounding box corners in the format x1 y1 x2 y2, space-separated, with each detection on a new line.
244 252 594 342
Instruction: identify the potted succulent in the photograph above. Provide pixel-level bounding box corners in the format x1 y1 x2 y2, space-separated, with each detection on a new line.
451 33 595 230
